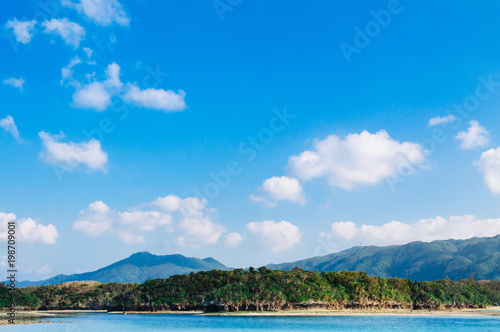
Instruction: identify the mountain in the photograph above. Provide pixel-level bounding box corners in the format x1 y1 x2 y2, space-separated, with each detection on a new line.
16 235 500 287
266 235 500 281
17 252 228 287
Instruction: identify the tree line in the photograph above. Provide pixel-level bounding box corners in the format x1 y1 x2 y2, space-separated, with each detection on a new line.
1 268 499 312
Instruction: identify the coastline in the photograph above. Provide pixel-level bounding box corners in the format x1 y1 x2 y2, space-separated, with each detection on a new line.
1 307 499 325
1 306 498 319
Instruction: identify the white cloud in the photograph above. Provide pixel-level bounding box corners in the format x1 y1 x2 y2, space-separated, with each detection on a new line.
118 211 172 231
250 176 305 206
476 147 500 194
103 62 122 89
321 214 500 247
455 120 490 150
176 216 226 247
152 195 182 211
61 56 82 85
247 220 302 252
73 201 113 236
42 18 86 49
3 77 25 91
72 62 122 110
429 114 456 126
289 130 427 190
5 19 36 44
39 131 108 172
329 221 358 240
74 195 227 247
83 47 93 59
62 0 130 27
224 232 243 248
88 199 111 214
73 82 111 110
125 85 187 112
165 196 226 247
68 62 188 113
18 219 60 245
0 212 59 245
0 115 21 141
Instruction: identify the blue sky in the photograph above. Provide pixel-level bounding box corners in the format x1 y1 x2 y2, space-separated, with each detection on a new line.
1 0 500 281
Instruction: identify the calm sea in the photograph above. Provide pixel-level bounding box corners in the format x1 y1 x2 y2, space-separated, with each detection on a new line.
3 313 500 331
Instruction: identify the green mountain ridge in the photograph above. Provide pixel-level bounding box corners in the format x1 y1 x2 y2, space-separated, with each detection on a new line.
266 235 500 281
16 235 500 287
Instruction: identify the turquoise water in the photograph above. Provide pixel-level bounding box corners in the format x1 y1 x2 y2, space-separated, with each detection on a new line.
3 313 500 331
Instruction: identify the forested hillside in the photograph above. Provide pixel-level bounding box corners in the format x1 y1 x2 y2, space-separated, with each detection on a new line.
267 236 500 281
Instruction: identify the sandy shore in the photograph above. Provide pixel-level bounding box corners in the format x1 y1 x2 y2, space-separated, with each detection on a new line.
1 307 498 319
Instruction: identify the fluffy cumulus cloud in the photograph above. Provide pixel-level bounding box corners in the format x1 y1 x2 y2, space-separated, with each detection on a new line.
247 220 302 252
476 147 500 194
428 114 456 126
73 201 113 236
0 115 21 141
250 176 305 206
73 201 150 245
163 197 225 247
3 77 25 91
455 120 490 150
38 131 108 172
124 85 187 112
224 233 243 248
5 19 36 44
0 212 58 245
62 0 130 27
152 194 183 211
320 215 500 247
42 18 86 49
74 195 227 247
288 130 427 190
73 82 111 110
72 62 122 111
176 216 225 247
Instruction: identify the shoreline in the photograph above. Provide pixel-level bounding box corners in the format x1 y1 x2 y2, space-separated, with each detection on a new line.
1 308 499 325
1 307 499 319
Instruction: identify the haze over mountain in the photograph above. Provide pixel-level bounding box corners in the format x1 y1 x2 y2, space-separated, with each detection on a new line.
267 235 500 281
16 235 500 287
17 253 228 287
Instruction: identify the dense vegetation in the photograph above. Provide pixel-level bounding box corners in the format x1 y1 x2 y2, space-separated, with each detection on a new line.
2 268 499 312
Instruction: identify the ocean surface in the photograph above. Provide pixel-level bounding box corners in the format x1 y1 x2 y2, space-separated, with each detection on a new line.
3 313 500 331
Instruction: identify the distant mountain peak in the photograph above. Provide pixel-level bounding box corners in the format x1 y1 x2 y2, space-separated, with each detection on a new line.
127 251 154 259
17 253 228 287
